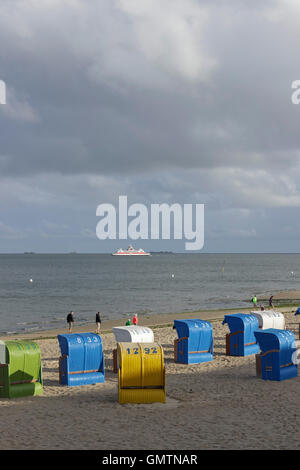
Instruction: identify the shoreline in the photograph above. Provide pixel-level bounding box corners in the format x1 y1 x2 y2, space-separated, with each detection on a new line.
1 302 298 342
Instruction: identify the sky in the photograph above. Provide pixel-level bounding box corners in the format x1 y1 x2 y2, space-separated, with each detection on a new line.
0 0 300 253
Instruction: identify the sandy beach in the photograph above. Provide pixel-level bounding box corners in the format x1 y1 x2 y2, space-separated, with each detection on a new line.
0 305 299 451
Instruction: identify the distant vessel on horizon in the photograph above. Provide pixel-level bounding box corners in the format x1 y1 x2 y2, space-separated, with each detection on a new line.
112 244 151 256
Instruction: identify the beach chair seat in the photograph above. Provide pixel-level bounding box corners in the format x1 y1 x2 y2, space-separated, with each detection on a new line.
254 329 298 381
58 333 105 386
0 340 43 398
118 342 165 404
223 314 259 356
173 319 213 364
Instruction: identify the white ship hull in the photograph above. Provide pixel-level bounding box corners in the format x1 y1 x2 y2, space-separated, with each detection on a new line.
112 252 151 256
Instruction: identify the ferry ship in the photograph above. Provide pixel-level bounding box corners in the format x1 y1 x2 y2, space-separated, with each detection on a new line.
112 244 151 256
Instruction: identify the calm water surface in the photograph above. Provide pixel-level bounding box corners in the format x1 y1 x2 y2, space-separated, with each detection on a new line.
0 253 299 334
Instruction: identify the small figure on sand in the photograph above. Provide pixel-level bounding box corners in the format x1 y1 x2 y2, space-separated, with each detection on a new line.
260 304 265 311
251 295 258 308
96 311 102 333
67 311 74 332
132 314 138 325
126 318 132 326
269 295 274 308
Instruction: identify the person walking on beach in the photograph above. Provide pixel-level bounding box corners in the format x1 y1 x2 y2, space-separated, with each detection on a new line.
67 311 74 332
269 295 274 308
132 314 138 325
96 311 102 333
251 295 258 308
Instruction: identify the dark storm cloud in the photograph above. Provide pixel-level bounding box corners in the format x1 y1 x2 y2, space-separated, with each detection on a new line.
0 0 299 177
1 0 300 251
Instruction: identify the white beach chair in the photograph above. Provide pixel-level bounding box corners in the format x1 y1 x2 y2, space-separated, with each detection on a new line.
250 311 285 330
112 326 154 343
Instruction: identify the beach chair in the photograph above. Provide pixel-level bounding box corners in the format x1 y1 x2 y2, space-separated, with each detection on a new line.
0 340 43 398
250 311 285 330
173 319 213 364
58 333 105 386
223 314 260 356
118 342 166 404
112 326 154 373
254 329 298 381
112 326 154 343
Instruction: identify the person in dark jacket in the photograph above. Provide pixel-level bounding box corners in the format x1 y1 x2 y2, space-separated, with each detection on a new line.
269 295 274 308
96 312 102 333
67 311 74 332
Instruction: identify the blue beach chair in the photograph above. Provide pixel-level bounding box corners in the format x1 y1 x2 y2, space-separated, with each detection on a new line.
254 329 298 381
58 333 105 386
173 319 213 364
223 314 260 356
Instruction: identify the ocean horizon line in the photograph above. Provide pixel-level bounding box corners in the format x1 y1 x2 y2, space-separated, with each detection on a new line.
1 251 300 255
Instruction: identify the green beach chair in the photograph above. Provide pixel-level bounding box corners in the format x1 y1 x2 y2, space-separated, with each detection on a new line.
0 340 43 398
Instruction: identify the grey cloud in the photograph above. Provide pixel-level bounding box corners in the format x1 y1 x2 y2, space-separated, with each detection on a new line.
1 0 300 252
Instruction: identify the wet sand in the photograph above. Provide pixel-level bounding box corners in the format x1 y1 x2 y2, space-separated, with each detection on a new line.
0 304 299 450
260 290 300 301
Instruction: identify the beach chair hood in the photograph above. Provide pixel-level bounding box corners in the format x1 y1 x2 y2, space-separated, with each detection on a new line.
251 311 285 329
112 326 154 343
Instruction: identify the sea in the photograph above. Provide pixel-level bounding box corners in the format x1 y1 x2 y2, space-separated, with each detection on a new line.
0 253 299 335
